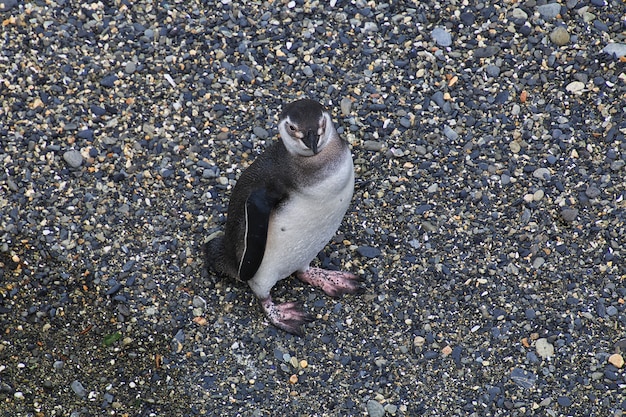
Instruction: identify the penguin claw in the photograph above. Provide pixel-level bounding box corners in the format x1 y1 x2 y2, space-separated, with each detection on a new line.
260 298 313 336
297 267 365 298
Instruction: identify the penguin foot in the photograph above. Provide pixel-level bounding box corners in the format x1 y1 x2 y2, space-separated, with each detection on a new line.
297 267 364 298
260 297 313 336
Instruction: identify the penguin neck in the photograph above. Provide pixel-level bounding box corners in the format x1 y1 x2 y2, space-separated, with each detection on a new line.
283 136 349 186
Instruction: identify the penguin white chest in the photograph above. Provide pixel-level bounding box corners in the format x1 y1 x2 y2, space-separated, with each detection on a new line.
249 157 354 298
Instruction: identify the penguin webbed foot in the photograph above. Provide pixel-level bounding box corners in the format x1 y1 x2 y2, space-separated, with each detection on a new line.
297 267 365 298
260 297 313 336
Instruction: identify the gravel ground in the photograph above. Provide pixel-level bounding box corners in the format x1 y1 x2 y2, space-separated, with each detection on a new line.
1 0 625 416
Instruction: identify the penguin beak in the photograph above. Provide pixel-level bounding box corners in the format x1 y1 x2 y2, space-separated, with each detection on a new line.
306 130 319 154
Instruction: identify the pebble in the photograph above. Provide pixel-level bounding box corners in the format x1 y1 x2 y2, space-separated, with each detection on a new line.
533 168 551 180
70 380 87 398
431 27 452 47
560 208 579 222
510 367 537 389
608 353 624 368
340 97 353 115
557 396 572 407
366 399 385 417
603 43 626 58
485 65 500 77
550 27 570 46
510 8 528 20
252 126 269 140
125 61 137 74
63 150 83 168
363 140 383 152
585 185 601 199
535 338 555 359
537 3 562 20
474 46 500 58
566 81 585 93
357 246 381 259
443 125 458 141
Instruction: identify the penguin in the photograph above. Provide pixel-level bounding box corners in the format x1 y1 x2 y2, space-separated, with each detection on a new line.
205 98 363 336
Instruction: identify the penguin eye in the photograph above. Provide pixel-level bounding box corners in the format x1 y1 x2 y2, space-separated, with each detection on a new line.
287 124 296 132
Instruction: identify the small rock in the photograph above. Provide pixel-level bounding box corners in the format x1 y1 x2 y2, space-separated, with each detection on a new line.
125 61 137 74
100 74 118 88
536 338 555 359
560 208 578 222
363 140 383 152
443 125 458 140
510 367 537 388
70 380 87 398
533 189 544 201
533 167 551 180
603 43 626 58
366 399 385 417
557 396 572 407
550 26 570 46
510 142 521 154
63 150 83 168
608 353 624 368
431 27 452 47
537 3 562 20
474 45 500 58
252 126 269 140
340 97 353 115
566 81 585 93
532 256 545 269
363 22 378 33
485 65 500 77
357 246 381 259
510 8 528 20
585 185 601 199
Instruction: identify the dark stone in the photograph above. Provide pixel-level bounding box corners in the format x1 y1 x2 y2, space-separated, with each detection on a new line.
357 246 381 258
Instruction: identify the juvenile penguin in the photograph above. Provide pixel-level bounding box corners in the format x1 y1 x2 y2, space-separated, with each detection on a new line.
205 98 362 335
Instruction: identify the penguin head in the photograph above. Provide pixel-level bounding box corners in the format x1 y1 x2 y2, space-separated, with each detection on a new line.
278 99 334 157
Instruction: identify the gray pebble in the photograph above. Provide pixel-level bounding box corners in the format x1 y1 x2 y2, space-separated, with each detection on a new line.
363 22 378 33
366 399 385 417
533 257 545 269
192 295 207 309
63 150 83 168
557 396 572 407
510 367 537 389
431 27 452 47
550 27 570 46
357 246 381 258
253 126 269 140
125 61 137 74
585 185 601 199
603 43 626 58
533 167 551 180
610 160 625 171
340 97 352 115
474 46 500 58
537 3 562 20
70 380 87 398
443 125 459 140
510 8 528 20
363 140 383 152
561 208 578 222
486 65 501 77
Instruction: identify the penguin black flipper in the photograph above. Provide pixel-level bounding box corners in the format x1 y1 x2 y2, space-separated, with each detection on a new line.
238 187 282 281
